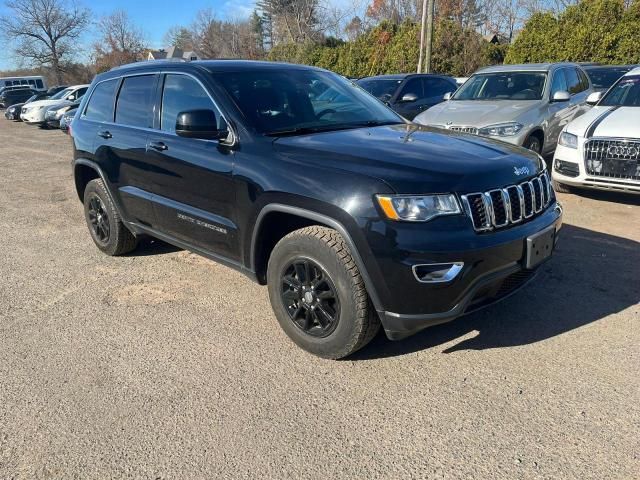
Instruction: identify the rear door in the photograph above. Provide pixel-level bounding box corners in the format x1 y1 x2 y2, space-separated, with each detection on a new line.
90 74 159 227
145 73 238 260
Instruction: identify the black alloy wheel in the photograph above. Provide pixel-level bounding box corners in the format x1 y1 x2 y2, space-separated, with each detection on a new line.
281 258 340 338
87 195 110 245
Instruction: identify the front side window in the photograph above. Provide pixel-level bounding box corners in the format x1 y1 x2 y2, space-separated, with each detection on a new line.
425 78 456 97
550 69 568 96
399 78 424 98
600 76 640 107
50 88 72 100
565 68 582 95
85 79 119 122
356 78 403 101
160 74 222 132
453 72 547 101
115 75 155 128
215 69 402 135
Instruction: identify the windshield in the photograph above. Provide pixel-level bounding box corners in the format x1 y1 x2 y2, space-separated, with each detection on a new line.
214 69 402 135
51 88 72 100
356 78 403 100
453 72 547 101
586 67 631 90
600 75 640 106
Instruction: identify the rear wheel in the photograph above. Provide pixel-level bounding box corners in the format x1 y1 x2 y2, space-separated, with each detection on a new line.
83 179 137 256
267 226 380 359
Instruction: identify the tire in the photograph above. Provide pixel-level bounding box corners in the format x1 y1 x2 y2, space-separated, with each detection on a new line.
552 179 572 194
83 178 137 256
267 226 381 359
523 134 542 154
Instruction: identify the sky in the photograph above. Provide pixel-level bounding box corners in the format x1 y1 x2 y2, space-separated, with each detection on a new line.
0 0 258 70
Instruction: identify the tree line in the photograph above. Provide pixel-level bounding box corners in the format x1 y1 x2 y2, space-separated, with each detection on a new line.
1 0 639 85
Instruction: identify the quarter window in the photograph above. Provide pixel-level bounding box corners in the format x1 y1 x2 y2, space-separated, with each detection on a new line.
115 75 156 128
85 79 119 122
160 74 222 132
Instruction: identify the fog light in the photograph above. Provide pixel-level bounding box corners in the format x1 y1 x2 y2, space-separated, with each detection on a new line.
412 262 464 283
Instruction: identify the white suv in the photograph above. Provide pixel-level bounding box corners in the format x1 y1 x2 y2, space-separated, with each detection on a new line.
553 67 640 194
21 84 89 125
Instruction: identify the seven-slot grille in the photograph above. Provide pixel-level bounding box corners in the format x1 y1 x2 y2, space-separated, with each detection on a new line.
584 139 640 181
461 171 553 232
448 126 478 135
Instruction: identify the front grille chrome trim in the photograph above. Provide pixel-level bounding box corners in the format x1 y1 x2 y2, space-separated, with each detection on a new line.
461 171 552 233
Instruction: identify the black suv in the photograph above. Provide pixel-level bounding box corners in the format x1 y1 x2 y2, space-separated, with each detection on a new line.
357 74 458 119
72 61 563 359
0 87 36 108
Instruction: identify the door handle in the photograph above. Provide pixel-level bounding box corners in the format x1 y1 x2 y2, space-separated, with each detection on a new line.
149 141 168 151
97 130 112 139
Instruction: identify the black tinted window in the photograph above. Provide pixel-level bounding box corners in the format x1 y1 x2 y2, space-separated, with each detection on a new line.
425 78 456 97
160 74 220 132
36 79 43 89
578 69 590 91
85 79 119 122
400 78 424 97
115 75 155 128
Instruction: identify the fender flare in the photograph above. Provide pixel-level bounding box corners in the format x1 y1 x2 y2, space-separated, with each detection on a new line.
250 204 384 313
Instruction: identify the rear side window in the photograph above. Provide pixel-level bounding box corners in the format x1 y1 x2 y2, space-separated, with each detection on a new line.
115 75 155 128
85 79 119 122
36 79 43 89
160 74 222 132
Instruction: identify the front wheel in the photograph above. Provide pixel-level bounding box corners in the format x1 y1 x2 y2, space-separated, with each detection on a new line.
267 226 380 359
523 134 542 154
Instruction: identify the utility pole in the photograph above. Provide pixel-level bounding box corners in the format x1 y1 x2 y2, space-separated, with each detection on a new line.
417 0 428 73
424 0 435 73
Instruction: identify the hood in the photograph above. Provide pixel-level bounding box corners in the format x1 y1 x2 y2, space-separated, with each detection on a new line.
568 106 640 139
8 103 25 111
415 100 539 128
24 98 65 109
273 124 543 194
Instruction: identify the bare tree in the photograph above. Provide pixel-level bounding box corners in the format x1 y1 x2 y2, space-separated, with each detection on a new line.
0 0 90 84
93 10 146 72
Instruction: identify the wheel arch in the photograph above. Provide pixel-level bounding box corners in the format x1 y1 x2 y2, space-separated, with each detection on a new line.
250 204 384 313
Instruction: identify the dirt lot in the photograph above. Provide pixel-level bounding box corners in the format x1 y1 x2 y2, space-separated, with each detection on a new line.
0 118 638 479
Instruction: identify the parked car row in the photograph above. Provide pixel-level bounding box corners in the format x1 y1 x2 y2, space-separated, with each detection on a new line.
3 84 87 134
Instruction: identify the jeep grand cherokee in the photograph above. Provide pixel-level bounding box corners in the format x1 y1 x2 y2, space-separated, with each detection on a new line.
71 61 563 359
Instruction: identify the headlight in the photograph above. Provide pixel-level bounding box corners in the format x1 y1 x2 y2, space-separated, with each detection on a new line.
558 131 578 149
478 122 524 137
376 194 461 222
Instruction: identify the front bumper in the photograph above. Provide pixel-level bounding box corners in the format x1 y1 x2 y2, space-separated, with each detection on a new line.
365 202 563 340
553 143 640 194
21 109 46 124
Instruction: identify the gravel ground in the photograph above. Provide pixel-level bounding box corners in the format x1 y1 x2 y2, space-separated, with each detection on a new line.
0 118 638 479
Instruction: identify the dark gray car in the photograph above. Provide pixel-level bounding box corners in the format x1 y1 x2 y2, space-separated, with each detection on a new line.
414 63 594 156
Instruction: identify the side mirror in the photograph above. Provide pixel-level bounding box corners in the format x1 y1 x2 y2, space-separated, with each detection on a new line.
552 90 571 102
175 109 227 140
443 92 452 101
400 93 418 103
586 91 603 106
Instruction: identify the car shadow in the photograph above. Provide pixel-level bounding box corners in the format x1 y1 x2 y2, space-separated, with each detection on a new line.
350 223 639 360
124 237 182 257
567 189 640 207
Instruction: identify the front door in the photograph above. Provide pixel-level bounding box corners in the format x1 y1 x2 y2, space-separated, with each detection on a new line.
145 73 238 261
